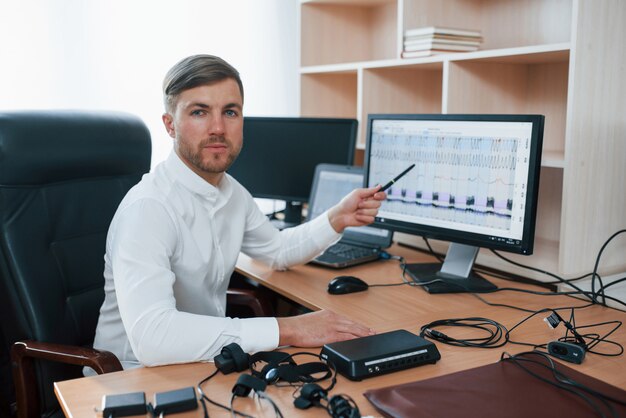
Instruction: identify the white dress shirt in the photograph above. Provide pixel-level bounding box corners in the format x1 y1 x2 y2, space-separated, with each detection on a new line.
92 151 341 369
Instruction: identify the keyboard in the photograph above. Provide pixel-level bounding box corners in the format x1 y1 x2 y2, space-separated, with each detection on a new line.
325 243 377 259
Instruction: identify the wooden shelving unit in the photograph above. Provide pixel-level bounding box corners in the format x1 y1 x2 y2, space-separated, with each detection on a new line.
299 0 626 280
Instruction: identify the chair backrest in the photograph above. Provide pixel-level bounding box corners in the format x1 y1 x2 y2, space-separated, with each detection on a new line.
0 110 151 416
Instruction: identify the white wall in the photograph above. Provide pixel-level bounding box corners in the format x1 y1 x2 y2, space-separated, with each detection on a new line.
0 0 299 166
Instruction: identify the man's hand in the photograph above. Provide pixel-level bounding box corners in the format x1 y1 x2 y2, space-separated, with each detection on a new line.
327 185 386 233
277 310 375 347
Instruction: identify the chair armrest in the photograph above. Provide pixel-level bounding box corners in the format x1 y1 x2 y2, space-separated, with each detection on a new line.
12 340 122 373
227 288 275 317
11 340 122 418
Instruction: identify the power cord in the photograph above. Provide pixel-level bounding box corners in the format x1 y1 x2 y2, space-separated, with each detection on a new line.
487 250 626 309
591 229 626 305
370 253 444 289
196 369 254 418
471 291 595 313
418 307 623 358
504 307 624 357
489 230 626 309
376 248 617 309
482 286 625 307
419 233 626 310
421 236 594 294
229 390 283 418
420 317 509 348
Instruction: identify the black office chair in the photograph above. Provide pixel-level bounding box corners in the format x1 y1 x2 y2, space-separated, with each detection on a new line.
0 110 275 418
0 110 151 417
0 326 13 418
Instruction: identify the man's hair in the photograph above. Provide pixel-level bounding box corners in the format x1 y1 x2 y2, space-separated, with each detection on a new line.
162 54 244 112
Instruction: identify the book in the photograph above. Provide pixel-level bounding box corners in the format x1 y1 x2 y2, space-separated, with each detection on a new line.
404 38 481 47
401 50 453 59
404 33 483 43
403 43 479 53
404 26 482 38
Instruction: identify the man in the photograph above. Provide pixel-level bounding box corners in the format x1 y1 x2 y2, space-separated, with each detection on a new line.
92 54 386 369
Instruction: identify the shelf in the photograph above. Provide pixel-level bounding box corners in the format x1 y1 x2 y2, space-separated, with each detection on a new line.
300 63 360 74
300 72 358 119
403 0 572 52
447 52 568 157
300 43 570 73
300 1 626 278
447 43 570 64
360 66 442 146
301 0 397 66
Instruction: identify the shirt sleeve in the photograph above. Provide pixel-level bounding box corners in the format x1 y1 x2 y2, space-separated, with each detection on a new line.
240 199 342 271
110 198 279 367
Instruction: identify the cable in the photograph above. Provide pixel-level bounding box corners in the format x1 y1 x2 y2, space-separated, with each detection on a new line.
369 254 444 289
507 308 587 349
229 393 236 418
384 237 625 354
489 230 626 308
487 249 609 305
196 369 254 418
372 252 626 311
421 236 589 291
417 306 624 358
326 394 361 418
286 356 360 418
420 317 509 348
502 306 624 357
570 320 623 356
258 392 284 418
420 234 626 309
486 286 626 310
489 249 592 295
601 276 626 291
420 238 444 263
229 391 284 418
472 291 596 313
592 229 626 305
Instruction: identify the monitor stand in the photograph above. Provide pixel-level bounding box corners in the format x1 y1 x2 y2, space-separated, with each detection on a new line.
270 201 303 230
404 243 497 294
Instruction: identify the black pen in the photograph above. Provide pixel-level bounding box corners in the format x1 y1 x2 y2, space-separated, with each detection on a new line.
379 164 415 192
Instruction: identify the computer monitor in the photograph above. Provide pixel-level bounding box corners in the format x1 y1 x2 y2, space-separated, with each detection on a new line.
228 116 357 225
364 114 544 293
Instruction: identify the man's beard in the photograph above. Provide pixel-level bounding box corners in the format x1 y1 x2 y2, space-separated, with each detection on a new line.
178 135 241 174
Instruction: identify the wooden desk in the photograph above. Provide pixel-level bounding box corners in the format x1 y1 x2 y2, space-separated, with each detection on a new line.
55 245 626 417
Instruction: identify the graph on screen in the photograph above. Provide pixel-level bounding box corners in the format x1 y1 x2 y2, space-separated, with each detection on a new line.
368 119 533 241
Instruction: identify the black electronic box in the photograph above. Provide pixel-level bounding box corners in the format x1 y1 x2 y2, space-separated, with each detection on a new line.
321 329 440 381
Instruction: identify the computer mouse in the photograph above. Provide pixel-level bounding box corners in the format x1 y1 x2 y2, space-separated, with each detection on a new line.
327 275 369 295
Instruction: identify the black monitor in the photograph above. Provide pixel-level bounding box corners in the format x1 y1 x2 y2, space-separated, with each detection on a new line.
364 114 544 293
228 116 357 225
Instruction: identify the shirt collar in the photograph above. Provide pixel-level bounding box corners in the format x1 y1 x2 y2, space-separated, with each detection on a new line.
165 150 233 205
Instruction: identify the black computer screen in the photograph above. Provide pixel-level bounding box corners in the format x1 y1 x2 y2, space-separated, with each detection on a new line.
364 114 544 293
228 117 357 222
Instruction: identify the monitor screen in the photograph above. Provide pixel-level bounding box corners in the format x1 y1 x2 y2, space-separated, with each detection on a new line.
228 117 357 224
307 164 393 247
364 114 544 293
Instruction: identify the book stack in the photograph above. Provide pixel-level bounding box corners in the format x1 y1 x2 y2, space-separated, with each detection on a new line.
402 26 482 58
